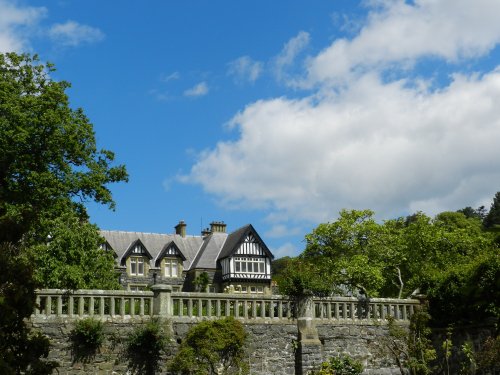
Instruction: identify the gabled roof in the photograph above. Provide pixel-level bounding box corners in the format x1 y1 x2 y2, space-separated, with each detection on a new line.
154 241 186 266
100 230 203 270
120 238 153 265
218 224 274 260
190 232 228 269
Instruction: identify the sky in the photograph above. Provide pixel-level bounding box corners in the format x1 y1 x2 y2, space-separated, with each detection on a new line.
2 0 500 258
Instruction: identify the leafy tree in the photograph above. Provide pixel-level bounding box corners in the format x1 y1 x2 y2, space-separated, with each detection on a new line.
0 52 127 244
301 209 385 296
193 271 210 293
170 317 248 375
29 212 119 289
0 52 127 373
384 310 437 375
0 243 58 373
484 191 500 229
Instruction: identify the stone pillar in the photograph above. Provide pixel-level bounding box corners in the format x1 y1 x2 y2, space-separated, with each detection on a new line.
296 297 323 375
151 284 172 318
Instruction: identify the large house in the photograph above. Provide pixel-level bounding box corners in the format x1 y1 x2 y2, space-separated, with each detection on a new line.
100 221 275 294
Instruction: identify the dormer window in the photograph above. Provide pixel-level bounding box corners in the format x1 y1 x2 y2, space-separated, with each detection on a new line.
132 244 145 254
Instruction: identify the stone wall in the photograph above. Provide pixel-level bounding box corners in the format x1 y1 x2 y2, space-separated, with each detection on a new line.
32 318 406 374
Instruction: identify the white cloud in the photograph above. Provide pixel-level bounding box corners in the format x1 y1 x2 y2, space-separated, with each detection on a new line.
182 1 500 228
271 242 299 259
265 224 302 239
306 0 500 86
184 69 500 223
227 56 263 83
184 81 209 97
48 20 104 47
161 71 180 82
274 31 310 82
0 0 46 52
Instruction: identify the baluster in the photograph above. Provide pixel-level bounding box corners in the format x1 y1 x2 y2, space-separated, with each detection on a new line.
225 300 230 316
351 302 356 320
110 297 115 317
216 299 221 317
140 298 145 316
335 302 340 320
35 295 41 316
130 297 135 317
207 299 212 318
261 300 265 318
100 297 105 317
188 299 193 317
57 295 62 316
278 301 283 319
120 297 125 317
402 304 407 320
46 296 52 316
198 299 203 317
89 296 95 316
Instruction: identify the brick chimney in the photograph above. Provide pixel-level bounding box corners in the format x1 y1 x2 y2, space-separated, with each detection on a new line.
175 220 187 237
210 221 226 233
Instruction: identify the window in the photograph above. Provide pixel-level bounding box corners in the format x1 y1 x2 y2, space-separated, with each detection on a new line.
129 284 147 291
130 256 145 276
164 258 179 278
234 257 266 274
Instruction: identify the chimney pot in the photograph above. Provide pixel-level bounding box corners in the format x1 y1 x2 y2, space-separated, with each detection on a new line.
210 221 226 233
175 220 187 237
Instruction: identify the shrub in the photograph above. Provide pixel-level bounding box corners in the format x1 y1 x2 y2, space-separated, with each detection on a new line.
169 317 248 375
313 354 363 375
124 319 169 375
69 318 104 363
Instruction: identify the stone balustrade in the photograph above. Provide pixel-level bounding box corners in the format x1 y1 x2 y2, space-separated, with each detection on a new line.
313 296 417 321
32 288 419 323
34 289 154 320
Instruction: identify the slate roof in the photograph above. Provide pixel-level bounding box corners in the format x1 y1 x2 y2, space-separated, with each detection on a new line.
218 224 274 260
100 224 273 271
100 230 203 270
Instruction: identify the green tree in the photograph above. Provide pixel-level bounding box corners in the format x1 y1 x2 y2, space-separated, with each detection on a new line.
29 212 120 289
0 243 58 374
298 209 386 296
484 191 500 229
170 317 248 375
0 52 127 373
0 52 127 244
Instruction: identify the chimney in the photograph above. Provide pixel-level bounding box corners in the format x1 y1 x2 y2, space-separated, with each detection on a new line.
201 227 211 237
210 221 226 233
175 220 187 237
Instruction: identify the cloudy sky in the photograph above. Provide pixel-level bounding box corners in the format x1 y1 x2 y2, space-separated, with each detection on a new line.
2 0 500 257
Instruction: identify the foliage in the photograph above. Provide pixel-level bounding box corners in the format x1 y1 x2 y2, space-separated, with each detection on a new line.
483 191 500 229
0 243 58 374
0 52 128 244
124 319 169 375
29 212 120 289
312 354 363 375
384 309 436 375
69 318 105 363
475 335 500 374
0 52 127 373
271 256 292 280
170 317 248 375
193 271 210 292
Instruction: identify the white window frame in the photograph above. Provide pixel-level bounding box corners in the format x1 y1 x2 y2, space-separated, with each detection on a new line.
234 257 266 274
164 258 179 278
130 256 145 276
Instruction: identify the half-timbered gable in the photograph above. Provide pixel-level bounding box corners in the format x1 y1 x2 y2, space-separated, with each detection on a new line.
218 224 274 285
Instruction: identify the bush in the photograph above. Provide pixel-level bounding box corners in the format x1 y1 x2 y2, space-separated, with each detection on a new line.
69 318 104 363
124 319 169 375
169 317 248 375
313 354 363 375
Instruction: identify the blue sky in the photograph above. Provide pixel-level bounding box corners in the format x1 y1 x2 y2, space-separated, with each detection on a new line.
2 0 500 258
